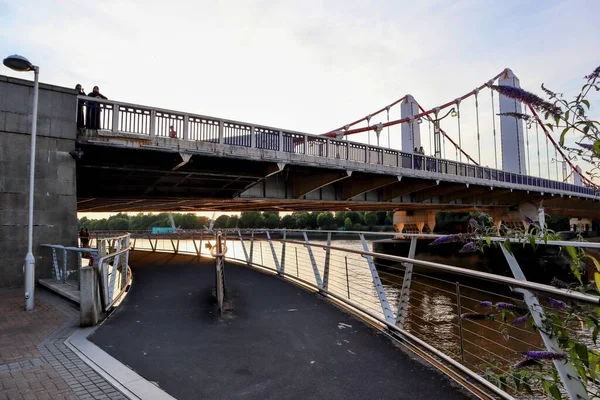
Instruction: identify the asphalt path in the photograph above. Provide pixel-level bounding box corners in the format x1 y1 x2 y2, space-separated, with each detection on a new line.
89 251 471 400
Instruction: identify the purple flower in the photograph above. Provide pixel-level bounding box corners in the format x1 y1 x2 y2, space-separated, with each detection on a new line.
512 315 529 325
430 234 472 246
468 218 480 230
550 277 569 289
585 66 600 80
490 85 562 118
547 298 567 310
460 313 492 320
495 302 528 313
519 351 567 361
514 358 543 370
497 112 531 121
459 242 478 253
479 301 492 308
576 142 594 151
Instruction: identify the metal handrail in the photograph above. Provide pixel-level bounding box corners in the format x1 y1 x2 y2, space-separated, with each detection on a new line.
96 245 132 311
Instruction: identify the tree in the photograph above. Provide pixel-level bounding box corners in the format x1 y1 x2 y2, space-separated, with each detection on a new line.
343 217 353 231
281 215 295 229
214 215 230 229
344 211 361 224
295 213 310 229
316 212 334 229
239 212 263 228
364 212 378 228
334 211 346 226
262 212 280 229
227 215 240 228
107 218 129 230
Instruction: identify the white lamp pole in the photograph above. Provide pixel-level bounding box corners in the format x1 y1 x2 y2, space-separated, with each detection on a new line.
3 55 39 311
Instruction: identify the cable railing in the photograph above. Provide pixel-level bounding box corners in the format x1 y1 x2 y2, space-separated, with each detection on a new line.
112 228 600 399
77 95 599 200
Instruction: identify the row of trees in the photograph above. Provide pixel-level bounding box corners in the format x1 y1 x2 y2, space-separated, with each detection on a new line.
78 211 570 233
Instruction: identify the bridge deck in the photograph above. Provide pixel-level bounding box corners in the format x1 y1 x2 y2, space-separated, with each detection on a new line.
89 252 470 400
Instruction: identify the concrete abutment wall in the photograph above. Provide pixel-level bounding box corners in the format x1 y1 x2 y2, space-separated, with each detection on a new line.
0 74 78 288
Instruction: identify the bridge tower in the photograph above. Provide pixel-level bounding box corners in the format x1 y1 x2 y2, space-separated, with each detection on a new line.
498 69 527 174
401 95 421 153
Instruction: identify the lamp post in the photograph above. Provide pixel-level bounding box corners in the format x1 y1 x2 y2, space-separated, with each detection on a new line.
3 55 39 311
421 107 455 159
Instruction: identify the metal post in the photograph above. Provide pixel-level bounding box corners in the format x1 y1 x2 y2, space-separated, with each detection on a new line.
238 230 249 264
24 66 39 311
396 237 417 327
303 232 323 287
183 115 189 140
112 104 120 133
62 248 68 284
249 231 254 265
280 230 286 274
322 232 332 291
260 241 263 265
345 255 350 299
455 282 465 362
215 232 225 314
265 231 281 273
501 247 588 399
295 247 299 277
149 109 156 138
218 120 224 144
359 234 395 324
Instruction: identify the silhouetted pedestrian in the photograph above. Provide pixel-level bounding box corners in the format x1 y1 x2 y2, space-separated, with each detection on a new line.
75 84 86 128
86 86 108 129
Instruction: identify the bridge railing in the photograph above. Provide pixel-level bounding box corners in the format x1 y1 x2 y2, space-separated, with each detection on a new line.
78 95 599 200
120 228 600 399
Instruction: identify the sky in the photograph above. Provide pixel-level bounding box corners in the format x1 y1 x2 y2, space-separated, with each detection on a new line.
1 0 599 219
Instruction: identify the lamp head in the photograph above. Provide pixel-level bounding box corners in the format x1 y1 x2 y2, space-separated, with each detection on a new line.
450 108 457 118
3 54 34 72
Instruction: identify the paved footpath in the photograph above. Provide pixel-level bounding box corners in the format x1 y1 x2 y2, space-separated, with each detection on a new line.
0 287 126 400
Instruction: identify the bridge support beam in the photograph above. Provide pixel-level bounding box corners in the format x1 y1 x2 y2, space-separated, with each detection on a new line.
401 95 421 152
499 69 527 174
292 170 352 198
393 210 436 234
341 175 400 200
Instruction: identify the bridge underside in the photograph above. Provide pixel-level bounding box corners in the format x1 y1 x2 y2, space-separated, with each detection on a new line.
76 140 599 217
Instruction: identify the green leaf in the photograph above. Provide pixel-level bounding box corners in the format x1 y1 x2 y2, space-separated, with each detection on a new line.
565 110 570 121
548 384 562 400
595 272 600 292
583 254 600 272
503 238 512 253
554 114 561 127
565 246 578 262
571 263 583 284
546 123 555 131
559 127 570 146
594 141 600 156
486 236 491 246
575 343 590 368
583 99 591 109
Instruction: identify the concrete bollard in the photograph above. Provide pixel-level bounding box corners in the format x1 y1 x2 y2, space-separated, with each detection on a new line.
79 266 101 327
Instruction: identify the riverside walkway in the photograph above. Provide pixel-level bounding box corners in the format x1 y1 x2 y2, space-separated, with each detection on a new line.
89 251 470 400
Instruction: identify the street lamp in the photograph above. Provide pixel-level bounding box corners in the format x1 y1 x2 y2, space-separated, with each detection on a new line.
3 54 39 311
428 108 456 159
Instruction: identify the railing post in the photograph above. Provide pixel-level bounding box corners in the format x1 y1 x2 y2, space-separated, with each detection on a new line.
359 234 395 324
265 231 281 273
62 248 68 283
218 120 224 144
121 235 130 288
215 232 225 314
322 232 332 291
249 231 254 265
500 247 588 399
51 247 60 281
149 109 156 138
280 230 286 274
111 104 120 133
345 255 350 299
325 139 330 158
238 230 249 264
365 146 369 163
183 115 189 140
304 134 308 155
250 126 256 148
295 248 299 277
303 232 322 287
278 131 284 152
455 282 465 362
396 237 417 328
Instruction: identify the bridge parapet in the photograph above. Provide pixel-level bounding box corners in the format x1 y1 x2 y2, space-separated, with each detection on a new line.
77 95 599 201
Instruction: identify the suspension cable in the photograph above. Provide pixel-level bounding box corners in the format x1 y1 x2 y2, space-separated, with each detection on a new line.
386 107 390 149
456 101 462 162
554 145 559 181
490 89 498 169
545 127 551 179
524 105 531 174
428 118 432 157
474 92 481 164
535 120 541 177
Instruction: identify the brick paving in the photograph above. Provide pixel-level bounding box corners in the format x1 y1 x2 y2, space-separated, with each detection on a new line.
0 288 127 400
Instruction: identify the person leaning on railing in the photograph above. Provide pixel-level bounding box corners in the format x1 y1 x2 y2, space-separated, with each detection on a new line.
86 86 108 129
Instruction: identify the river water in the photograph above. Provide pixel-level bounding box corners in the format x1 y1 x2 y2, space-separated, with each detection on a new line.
127 235 595 394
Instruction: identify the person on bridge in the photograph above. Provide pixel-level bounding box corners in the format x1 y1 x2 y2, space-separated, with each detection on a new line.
86 86 108 129
414 147 422 169
75 84 86 128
